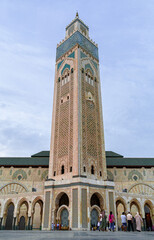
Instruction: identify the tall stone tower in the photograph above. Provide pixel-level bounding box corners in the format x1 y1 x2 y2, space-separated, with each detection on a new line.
43 14 115 230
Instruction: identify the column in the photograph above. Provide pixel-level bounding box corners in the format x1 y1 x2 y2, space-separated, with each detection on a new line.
72 188 78 229
81 188 88 229
42 189 53 230
28 216 32 230
0 217 3 230
13 217 16 230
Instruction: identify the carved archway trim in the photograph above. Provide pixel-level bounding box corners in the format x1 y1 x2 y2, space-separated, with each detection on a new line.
130 198 142 215
115 197 127 212
128 183 154 193
56 205 70 221
32 196 44 210
16 197 29 213
90 192 104 210
0 182 28 195
90 205 101 214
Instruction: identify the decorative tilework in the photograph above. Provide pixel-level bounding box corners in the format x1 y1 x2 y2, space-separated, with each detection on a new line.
61 64 70 75
107 170 114 181
82 189 87 228
85 63 94 75
72 189 78 228
109 192 115 215
43 191 50 228
12 169 27 180
68 51 75 58
128 170 143 180
56 31 98 60
41 169 48 180
91 60 97 69
57 60 64 70
80 51 87 58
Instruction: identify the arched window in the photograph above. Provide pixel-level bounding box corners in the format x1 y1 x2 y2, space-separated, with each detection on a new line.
91 165 94 175
62 72 70 86
83 166 86 172
61 165 64 174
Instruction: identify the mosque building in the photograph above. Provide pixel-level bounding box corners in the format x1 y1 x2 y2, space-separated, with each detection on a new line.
0 13 153 231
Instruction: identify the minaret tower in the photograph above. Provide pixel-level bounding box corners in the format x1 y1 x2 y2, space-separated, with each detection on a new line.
43 13 115 230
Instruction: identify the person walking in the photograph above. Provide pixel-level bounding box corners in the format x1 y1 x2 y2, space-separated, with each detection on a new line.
51 222 55 230
57 222 59 230
135 212 143 232
121 212 127 231
99 211 102 231
100 210 107 231
127 212 134 232
97 221 100 230
109 211 115 231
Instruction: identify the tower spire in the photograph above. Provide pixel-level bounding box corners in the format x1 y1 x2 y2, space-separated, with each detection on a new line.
76 11 79 18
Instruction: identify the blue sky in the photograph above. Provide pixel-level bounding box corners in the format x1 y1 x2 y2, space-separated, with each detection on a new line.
0 0 154 157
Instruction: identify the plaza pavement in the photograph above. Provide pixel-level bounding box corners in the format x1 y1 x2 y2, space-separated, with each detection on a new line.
0 231 154 240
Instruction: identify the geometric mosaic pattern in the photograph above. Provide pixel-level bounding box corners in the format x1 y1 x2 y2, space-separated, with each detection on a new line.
128 170 143 181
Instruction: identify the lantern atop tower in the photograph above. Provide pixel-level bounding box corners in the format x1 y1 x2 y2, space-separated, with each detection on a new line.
65 12 89 38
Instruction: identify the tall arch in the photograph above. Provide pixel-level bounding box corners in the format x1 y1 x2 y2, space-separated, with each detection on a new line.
130 199 142 217
90 192 104 210
5 202 14 230
90 208 99 229
56 205 70 229
55 192 69 227
17 198 29 230
32 198 43 230
116 197 127 230
144 200 154 229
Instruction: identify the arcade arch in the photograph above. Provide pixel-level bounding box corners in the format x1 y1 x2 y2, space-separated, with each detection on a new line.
144 200 154 230
54 192 70 229
116 198 127 230
90 192 104 210
4 201 14 230
32 198 43 230
17 199 29 230
130 199 142 217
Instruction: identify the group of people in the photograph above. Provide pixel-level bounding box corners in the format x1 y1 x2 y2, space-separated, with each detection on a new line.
93 210 143 232
51 222 59 230
121 212 143 232
95 210 115 231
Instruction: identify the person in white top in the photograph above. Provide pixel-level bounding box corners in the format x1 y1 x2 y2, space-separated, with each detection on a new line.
121 212 127 231
121 212 127 226
127 212 134 231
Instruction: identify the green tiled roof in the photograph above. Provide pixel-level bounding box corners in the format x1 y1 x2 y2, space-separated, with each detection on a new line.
0 157 49 167
31 151 50 157
105 151 123 158
0 151 154 167
107 157 154 167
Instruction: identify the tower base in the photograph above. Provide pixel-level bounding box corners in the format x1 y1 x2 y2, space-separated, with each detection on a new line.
42 177 115 230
